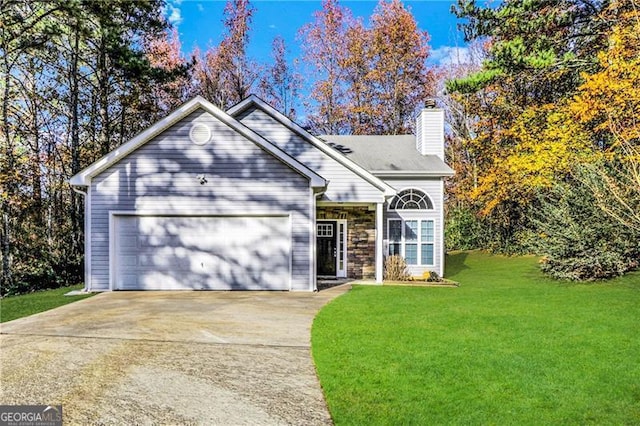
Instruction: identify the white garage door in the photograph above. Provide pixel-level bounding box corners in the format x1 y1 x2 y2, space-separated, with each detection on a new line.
114 215 291 290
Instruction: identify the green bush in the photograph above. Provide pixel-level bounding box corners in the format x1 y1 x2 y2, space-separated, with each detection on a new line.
445 206 485 250
2 247 82 297
533 178 640 281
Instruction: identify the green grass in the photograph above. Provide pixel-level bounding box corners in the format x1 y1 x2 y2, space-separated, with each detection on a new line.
312 251 640 425
0 285 94 323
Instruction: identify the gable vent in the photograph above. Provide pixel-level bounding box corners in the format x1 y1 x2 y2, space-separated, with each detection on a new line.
189 123 211 145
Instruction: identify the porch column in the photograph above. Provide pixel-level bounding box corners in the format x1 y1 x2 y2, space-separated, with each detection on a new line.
375 201 384 283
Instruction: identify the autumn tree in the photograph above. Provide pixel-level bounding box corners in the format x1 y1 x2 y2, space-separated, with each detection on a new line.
192 0 258 109
570 0 640 231
143 27 193 116
192 46 229 108
0 0 177 294
367 0 433 134
258 36 302 119
299 0 351 134
447 0 609 250
301 0 435 135
340 19 375 134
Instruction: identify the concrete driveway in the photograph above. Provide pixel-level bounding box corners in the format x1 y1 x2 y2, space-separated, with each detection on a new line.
0 286 349 425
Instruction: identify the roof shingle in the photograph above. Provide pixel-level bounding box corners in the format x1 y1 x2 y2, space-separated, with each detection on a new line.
319 135 454 176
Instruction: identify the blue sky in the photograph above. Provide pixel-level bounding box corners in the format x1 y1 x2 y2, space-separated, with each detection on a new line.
165 0 470 66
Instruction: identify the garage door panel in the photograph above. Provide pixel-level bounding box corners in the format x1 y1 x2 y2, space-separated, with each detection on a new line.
114 215 291 290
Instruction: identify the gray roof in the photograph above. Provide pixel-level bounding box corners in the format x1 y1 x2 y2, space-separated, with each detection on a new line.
319 135 454 176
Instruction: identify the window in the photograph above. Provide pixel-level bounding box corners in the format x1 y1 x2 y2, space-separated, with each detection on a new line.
388 219 435 266
317 223 333 237
421 221 434 265
389 189 434 210
389 220 402 256
405 220 418 264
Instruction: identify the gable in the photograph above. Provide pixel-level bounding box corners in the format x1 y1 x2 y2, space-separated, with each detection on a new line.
70 97 326 189
231 104 393 203
91 109 311 199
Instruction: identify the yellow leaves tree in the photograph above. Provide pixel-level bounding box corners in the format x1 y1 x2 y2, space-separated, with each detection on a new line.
464 0 639 223
472 104 596 216
571 3 640 146
568 1 640 230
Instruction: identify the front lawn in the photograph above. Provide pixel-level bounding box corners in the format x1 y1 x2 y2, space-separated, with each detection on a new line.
0 285 94 323
312 251 640 425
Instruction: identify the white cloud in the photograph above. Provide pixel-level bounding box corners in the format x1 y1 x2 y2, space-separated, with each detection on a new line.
269 24 277 29
165 2 183 27
197 3 204 12
430 46 472 66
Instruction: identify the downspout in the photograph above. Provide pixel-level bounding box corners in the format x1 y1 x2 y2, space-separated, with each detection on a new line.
312 185 328 292
71 186 89 292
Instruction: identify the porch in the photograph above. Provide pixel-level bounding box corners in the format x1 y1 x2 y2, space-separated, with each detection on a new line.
316 204 384 283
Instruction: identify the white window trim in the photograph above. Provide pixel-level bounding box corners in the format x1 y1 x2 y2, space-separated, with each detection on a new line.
387 187 435 212
387 218 436 267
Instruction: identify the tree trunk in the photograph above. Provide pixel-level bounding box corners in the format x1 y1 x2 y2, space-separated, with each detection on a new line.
69 18 82 255
98 33 110 155
1 37 14 289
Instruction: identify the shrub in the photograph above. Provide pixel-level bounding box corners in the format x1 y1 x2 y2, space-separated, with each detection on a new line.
384 255 410 281
533 176 640 281
445 206 485 250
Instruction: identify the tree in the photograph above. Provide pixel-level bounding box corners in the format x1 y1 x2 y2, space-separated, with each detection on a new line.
340 19 376 134
192 46 229 109
0 0 179 295
301 0 435 135
367 0 433 134
143 27 193 115
0 0 70 290
534 173 640 281
258 36 302 119
220 0 258 104
192 0 258 109
569 0 640 231
446 0 608 251
299 0 351 134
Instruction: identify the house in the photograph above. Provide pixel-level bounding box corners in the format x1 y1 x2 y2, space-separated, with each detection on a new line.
69 95 454 291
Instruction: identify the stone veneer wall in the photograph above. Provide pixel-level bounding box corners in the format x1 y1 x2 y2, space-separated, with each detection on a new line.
317 206 376 279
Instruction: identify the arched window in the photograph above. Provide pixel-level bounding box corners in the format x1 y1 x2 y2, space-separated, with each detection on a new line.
389 189 433 210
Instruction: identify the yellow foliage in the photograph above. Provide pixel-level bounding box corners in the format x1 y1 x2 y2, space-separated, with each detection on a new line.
571 7 640 144
473 105 598 215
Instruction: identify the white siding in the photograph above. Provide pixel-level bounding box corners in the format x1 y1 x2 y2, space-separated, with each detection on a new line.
89 109 313 291
382 177 446 277
236 108 385 203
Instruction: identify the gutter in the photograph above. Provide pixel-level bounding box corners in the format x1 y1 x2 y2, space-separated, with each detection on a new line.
372 170 455 178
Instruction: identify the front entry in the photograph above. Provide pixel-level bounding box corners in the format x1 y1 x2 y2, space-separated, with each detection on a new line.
316 220 347 277
317 221 336 276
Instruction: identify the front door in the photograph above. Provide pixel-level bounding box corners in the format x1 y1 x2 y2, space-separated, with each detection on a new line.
317 221 336 276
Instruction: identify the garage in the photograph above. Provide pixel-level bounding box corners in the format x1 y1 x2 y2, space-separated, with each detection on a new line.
113 215 291 290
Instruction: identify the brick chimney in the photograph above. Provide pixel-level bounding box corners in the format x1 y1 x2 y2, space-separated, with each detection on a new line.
415 99 444 160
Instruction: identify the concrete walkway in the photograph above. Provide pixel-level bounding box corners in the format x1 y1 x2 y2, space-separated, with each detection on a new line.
0 286 350 425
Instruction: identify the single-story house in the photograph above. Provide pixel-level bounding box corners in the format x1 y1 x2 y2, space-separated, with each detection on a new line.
70 95 454 291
